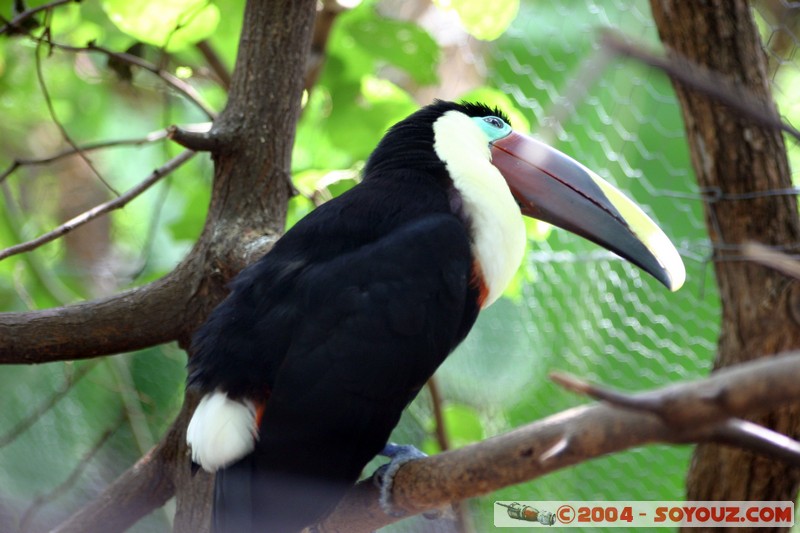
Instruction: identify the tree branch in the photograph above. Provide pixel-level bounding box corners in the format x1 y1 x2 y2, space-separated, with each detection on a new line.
23 32 217 120
20 413 125 532
0 150 195 262
48 391 212 533
551 370 800 465
0 252 202 364
34 21 119 196
0 0 76 36
0 129 171 185
195 40 231 90
167 126 221 152
600 30 800 143
50 420 179 533
317 351 800 532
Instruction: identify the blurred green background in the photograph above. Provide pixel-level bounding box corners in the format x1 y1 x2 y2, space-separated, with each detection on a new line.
0 0 797 531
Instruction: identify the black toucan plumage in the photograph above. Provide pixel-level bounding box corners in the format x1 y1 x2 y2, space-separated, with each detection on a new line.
186 100 684 532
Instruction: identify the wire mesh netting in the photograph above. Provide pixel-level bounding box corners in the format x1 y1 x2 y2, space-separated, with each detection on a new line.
0 1 798 532
387 1 798 531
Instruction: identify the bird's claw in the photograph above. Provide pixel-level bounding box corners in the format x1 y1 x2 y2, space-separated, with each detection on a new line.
373 442 427 516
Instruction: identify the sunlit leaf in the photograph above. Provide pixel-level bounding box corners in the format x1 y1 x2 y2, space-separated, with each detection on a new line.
345 9 439 84
434 0 518 41
325 76 417 159
422 402 485 454
101 0 220 51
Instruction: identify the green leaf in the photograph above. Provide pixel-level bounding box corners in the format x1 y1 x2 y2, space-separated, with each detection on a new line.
423 403 485 453
325 76 417 160
345 10 439 85
101 0 220 51
434 0 518 41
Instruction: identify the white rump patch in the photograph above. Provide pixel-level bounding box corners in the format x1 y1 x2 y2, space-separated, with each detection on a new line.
186 391 257 473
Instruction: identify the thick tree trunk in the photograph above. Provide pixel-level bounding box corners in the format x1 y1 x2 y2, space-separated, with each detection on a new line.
172 1 317 532
649 0 800 517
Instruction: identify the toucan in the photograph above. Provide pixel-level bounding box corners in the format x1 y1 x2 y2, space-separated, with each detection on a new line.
185 100 684 532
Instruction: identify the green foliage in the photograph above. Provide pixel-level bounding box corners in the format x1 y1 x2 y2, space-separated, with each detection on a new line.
434 0 519 41
422 402 485 454
334 5 439 85
102 0 220 51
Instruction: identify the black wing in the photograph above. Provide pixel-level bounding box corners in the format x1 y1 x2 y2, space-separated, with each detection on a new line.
212 213 479 533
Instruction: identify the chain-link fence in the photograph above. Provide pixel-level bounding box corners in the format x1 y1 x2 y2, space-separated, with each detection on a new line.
388 1 798 531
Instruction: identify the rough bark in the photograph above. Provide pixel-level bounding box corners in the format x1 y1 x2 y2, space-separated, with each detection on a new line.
649 0 800 513
172 1 317 530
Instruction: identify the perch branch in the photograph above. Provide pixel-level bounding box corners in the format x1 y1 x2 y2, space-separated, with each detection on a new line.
317 351 800 532
713 419 800 467
551 369 800 465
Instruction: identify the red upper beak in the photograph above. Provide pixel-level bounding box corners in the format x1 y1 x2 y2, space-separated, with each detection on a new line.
490 131 684 291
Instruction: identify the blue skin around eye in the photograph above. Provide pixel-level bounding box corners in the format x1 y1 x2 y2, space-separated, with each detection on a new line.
472 116 512 142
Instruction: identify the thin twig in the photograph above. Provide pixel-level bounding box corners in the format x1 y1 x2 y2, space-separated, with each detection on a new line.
34 21 119 196
196 39 231 90
600 29 800 143
24 32 216 119
427 377 450 452
0 129 171 184
0 149 196 262
425 378 475 533
85 42 216 120
0 0 74 36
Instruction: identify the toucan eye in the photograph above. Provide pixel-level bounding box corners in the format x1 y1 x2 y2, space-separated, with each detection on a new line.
484 116 504 129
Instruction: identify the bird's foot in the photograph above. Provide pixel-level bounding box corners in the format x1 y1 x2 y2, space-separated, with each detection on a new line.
373 443 427 517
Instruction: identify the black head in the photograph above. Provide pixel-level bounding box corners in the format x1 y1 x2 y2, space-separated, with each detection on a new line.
362 100 510 181
360 99 686 292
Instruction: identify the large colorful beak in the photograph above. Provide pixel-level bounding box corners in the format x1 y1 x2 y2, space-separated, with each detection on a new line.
491 131 685 291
